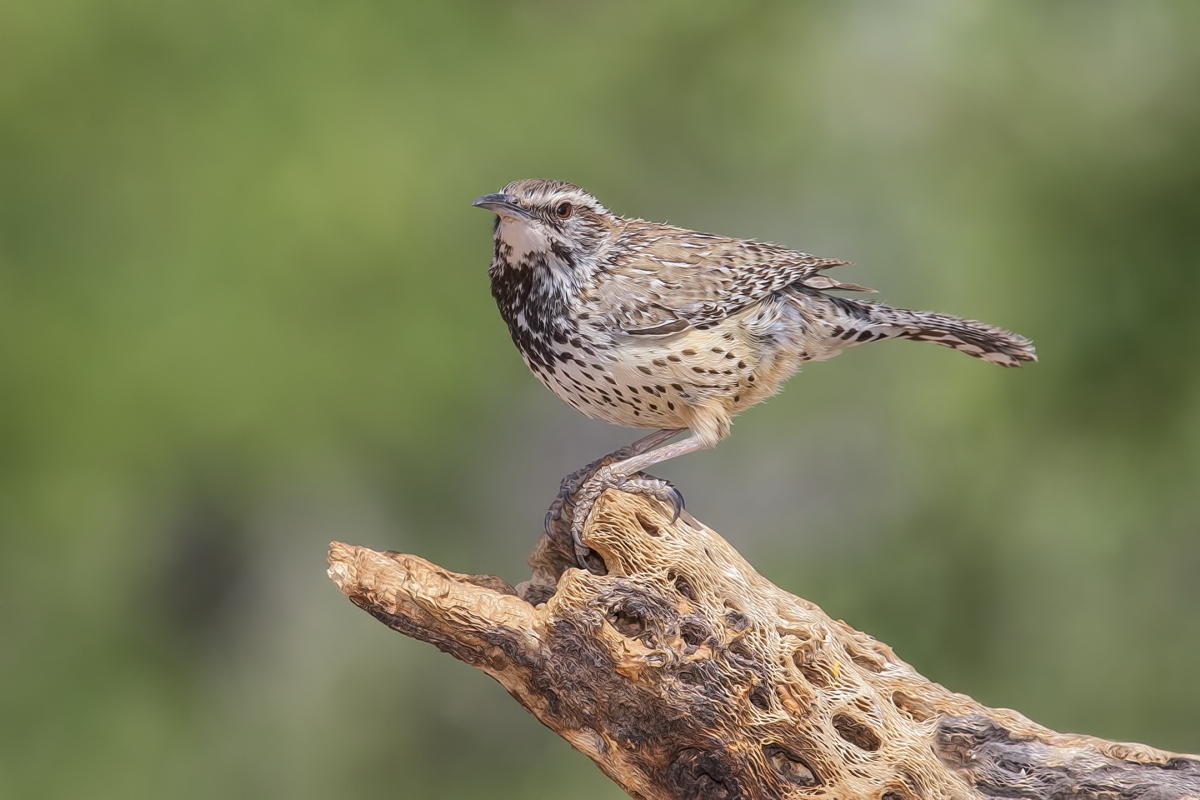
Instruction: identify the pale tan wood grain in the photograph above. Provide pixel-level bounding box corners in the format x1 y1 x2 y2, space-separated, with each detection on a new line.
328 489 1200 799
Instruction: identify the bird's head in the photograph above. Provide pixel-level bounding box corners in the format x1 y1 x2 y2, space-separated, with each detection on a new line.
473 179 616 280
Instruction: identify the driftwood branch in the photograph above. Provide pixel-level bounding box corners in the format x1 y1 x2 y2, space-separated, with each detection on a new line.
327 488 1200 799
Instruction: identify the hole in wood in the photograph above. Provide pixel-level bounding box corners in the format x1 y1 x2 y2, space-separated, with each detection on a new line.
882 770 923 800
847 645 886 673
891 691 935 723
727 636 756 664
833 713 882 752
606 604 646 638
667 569 696 602
749 684 772 711
763 744 818 787
679 617 709 648
633 509 662 537
581 547 607 576
793 649 831 689
724 608 749 632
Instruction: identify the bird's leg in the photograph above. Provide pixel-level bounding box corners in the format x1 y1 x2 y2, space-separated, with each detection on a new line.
557 429 682 503
546 430 682 541
568 433 713 571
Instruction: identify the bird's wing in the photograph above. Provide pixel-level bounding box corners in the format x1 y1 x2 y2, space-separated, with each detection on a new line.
593 222 868 335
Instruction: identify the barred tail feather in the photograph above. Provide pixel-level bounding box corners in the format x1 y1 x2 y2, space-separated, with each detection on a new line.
873 305 1035 367
835 299 1036 368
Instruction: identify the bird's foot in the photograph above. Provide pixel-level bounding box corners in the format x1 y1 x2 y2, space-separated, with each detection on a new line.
544 447 643 542
554 437 658 504
566 466 684 573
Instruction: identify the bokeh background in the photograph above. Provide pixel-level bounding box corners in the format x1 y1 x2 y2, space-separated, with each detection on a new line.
3 1 1199 797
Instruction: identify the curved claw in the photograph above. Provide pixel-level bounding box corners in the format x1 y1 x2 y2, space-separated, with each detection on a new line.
571 524 595 572
666 485 685 523
544 509 556 537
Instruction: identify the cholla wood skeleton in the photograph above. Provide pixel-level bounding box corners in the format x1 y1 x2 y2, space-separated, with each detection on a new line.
327 486 1200 800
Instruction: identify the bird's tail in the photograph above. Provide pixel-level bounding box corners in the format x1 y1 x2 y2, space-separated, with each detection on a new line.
826 297 1036 368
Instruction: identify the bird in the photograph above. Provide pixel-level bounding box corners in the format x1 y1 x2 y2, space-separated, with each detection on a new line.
474 179 1035 567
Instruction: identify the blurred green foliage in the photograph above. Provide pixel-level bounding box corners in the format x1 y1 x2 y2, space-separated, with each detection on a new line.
2 1 1199 797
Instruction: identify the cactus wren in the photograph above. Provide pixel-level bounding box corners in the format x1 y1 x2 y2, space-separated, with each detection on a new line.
474 179 1035 566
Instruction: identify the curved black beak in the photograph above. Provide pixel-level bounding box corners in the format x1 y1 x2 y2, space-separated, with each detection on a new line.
472 192 531 220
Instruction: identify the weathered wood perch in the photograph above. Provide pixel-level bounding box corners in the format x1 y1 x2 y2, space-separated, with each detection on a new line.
327 487 1200 799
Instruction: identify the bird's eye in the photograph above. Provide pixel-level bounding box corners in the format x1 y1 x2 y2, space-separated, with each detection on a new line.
555 202 573 219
